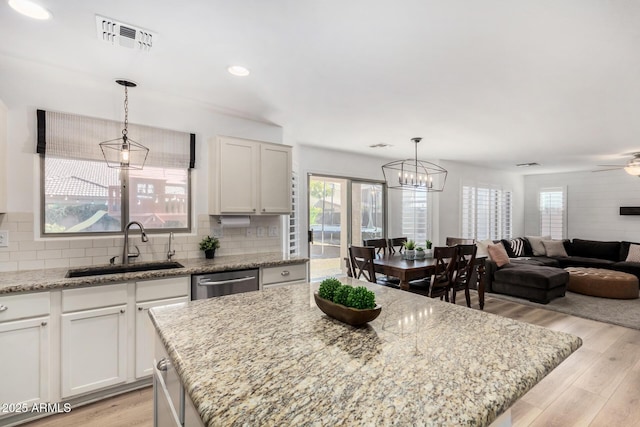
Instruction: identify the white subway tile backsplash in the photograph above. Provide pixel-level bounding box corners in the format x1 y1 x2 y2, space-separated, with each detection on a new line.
45 240 70 250
37 249 62 260
16 260 43 270
0 212 283 272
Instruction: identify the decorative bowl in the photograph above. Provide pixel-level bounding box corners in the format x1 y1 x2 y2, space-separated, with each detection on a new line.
313 293 382 326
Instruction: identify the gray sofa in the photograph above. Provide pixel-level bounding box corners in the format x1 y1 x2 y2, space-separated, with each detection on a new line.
484 238 640 303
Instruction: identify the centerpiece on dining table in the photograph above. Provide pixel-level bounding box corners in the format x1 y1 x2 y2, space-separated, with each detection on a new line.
314 278 381 326
404 239 417 260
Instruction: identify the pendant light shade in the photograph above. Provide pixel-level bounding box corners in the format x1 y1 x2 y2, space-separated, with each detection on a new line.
99 80 149 170
381 137 447 192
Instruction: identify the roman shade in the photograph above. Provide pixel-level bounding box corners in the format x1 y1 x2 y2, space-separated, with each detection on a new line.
37 109 195 168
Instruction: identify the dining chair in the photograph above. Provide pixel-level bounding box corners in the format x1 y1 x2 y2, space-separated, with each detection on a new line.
450 244 478 307
348 246 379 283
363 238 388 256
388 237 408 254
410 246 457 300
446 237 475 246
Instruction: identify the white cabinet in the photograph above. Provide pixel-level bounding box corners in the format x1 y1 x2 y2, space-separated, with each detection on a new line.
261 262 308 289
153 330 204 427
0 292 51 409
61 284 128 398
136 277 189 379
210 136 292 215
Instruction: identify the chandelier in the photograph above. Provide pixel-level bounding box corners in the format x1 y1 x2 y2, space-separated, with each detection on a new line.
99 80 149 170
381 137 447 192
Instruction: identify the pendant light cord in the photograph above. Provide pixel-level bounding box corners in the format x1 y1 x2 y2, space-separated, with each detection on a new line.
122 86 129 138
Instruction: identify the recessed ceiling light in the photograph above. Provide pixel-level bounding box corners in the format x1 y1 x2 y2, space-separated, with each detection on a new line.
227 65 250 77
516 162 541 167
8 0 52 20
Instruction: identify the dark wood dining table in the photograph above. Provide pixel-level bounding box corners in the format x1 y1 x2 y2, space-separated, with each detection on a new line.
373 254 487 309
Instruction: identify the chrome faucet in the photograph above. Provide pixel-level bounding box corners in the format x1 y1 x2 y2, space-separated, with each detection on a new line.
122 221 149 265
167 232 176 261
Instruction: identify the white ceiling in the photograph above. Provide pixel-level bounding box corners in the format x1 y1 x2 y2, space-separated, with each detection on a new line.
3 0 640 174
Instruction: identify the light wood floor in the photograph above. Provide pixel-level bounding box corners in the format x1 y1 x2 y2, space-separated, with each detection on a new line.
22 293 640 427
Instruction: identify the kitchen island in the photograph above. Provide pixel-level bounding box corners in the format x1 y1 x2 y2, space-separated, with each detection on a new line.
149 278 582 426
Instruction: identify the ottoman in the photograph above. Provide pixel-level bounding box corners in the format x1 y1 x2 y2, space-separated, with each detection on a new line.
565 267 639 299
491 264 569 304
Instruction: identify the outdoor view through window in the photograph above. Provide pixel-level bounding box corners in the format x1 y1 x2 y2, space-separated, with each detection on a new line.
43 157 189 234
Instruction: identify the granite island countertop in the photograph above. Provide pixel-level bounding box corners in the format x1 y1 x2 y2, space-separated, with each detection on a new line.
149 278 582 427
0 253 308 295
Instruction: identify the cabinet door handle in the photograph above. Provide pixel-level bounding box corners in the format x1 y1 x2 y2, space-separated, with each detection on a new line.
120 309 125 314
253 208 256 212
138 307 144 311
0 305 7 312
157 358 169 372
281 270 290 276
262 208 266 212
41 321 47 327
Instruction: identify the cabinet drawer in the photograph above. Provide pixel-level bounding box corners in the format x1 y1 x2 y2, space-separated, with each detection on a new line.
62 284 128 313
262 263 307 285
136 277 189 302
0 292 50 322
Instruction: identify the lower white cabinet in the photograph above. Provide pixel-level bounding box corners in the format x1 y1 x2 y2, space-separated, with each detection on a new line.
136 296 188 379
154 331 204 427
0 316 50 406
61 304 128 397
0 291 51 412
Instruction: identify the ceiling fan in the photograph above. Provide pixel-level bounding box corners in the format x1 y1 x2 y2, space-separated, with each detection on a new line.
595 153 640 176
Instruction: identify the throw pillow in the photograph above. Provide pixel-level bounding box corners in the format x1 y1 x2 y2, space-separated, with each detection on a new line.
626 243 640 262
487 242 510 267
542 240 568 257
525 235 551 256
476 239 495 259
509 238 526 257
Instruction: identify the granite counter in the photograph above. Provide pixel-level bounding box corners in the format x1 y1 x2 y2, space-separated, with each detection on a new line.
149 278 582 426
0 253 308 294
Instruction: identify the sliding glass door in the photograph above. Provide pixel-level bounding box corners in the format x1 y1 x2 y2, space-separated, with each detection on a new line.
308 175 385 281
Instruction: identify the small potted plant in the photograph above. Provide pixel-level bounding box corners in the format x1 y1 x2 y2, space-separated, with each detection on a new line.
199 235 220 259
314 278 381 326
425 240 433 258
404 240 416 260
415 245 425 259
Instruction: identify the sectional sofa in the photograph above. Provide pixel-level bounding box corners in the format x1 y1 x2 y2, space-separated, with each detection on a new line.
483 237 640 303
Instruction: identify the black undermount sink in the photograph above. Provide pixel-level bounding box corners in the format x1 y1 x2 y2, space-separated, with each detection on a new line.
65 261 185 278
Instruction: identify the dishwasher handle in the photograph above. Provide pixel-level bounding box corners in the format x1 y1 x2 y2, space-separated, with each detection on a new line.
198 276 256 286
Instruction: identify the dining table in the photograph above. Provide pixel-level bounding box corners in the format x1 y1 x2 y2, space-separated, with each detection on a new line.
373 254 487 309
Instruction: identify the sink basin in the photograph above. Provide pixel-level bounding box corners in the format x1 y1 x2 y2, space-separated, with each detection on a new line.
65 261 185 278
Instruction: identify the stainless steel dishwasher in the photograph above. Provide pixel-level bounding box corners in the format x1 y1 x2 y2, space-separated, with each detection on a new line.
191 269 259 300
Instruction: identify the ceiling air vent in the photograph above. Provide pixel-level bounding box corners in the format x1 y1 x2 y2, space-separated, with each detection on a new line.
96 15 156 51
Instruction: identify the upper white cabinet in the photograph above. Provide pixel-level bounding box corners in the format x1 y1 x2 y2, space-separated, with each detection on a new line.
210 136 292 215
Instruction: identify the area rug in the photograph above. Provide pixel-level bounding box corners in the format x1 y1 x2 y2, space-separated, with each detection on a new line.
486 291 640 330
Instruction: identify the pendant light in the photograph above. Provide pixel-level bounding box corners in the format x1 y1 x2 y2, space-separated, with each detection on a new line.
381 137 448 192
99 80 149 170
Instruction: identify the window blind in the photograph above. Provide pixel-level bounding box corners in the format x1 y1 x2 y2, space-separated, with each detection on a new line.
37 109 195 168
288 172 299 255
461 183 512 240
540 188 565 239
401 190 428 243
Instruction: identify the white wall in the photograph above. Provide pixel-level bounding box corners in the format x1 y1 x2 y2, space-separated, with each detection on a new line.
437 160 525 244
524 170 640 241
